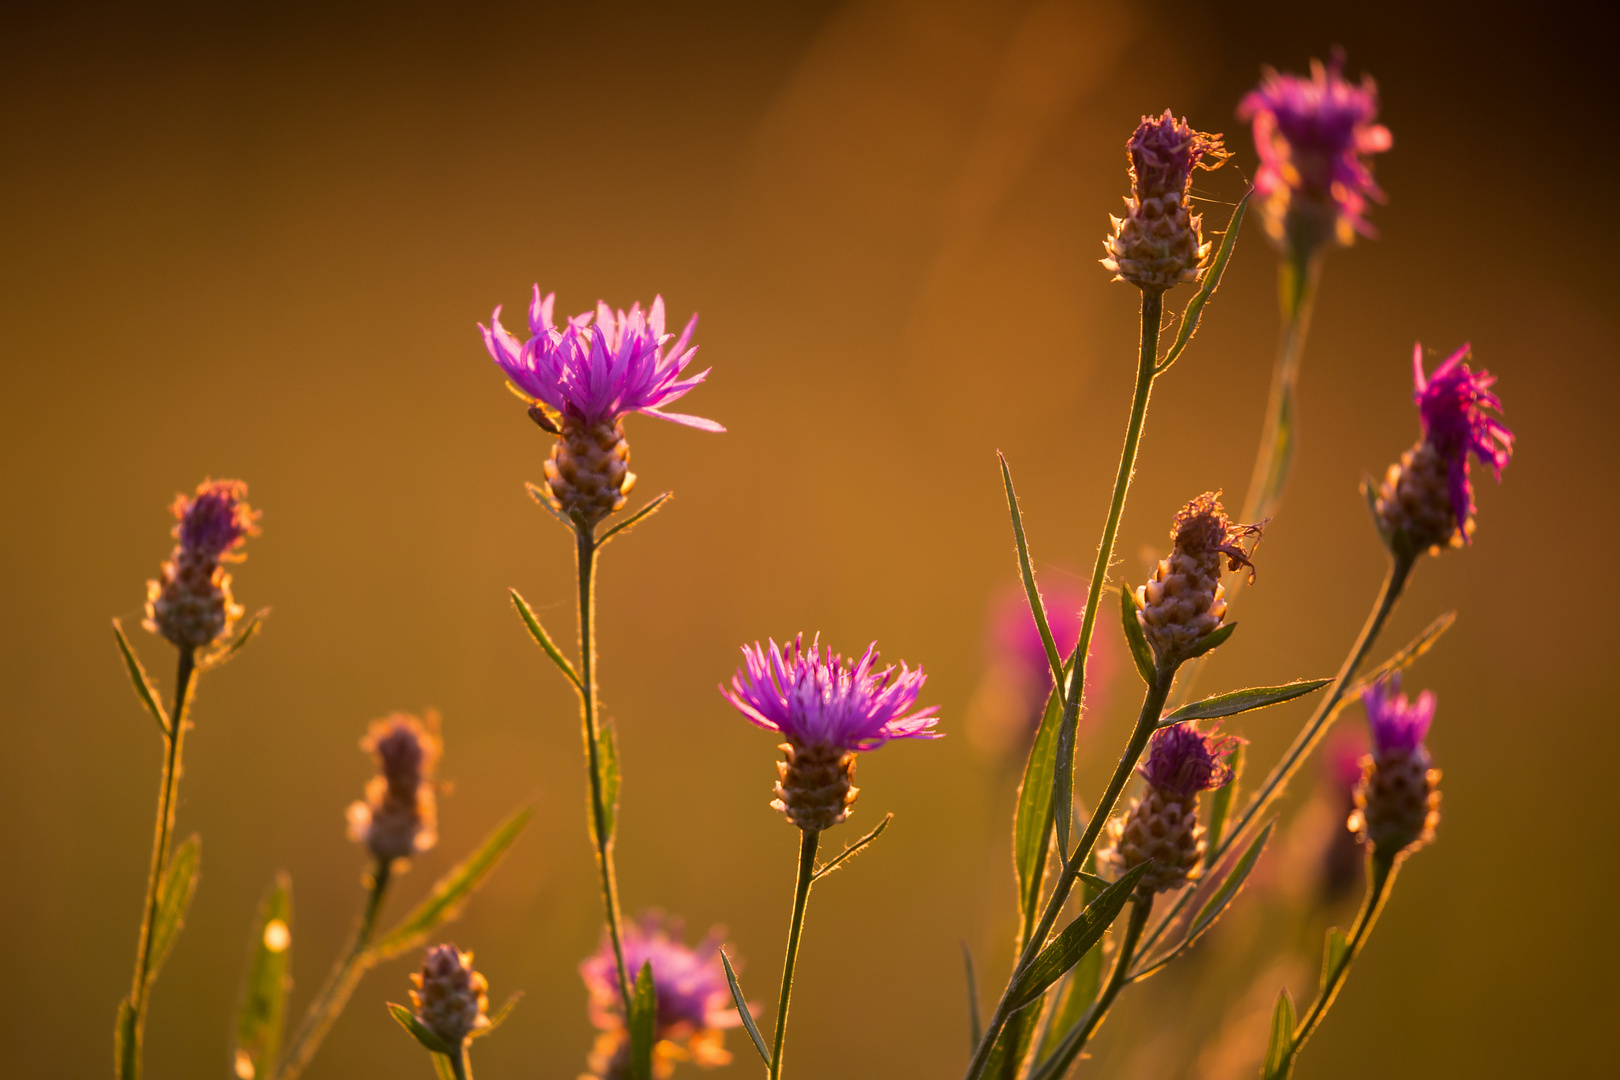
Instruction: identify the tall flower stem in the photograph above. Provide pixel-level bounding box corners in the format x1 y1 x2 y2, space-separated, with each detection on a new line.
1289 847 1397 1063
121 644 197 1080
768 829 820 1080
274 858 393 1080
575 526 632 1011
1034 896 1153 1077
451 1045 474 1080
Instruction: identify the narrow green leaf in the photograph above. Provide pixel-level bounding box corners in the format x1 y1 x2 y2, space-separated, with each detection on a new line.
1203 746 1244 870
599 492 673 545
720 949 770 1067
524 481 576 531
1160 679 1330 727
112 619 170 739
1038 860 1104 1061
961 942 982 1051
1013 681 1065 935
147 834 201 986
470 993 523 1040
813 813 893 881
231 873 293 1080
1360 477 1390 546
1260 989 1296 1080
370 805 533 960
1188 820 1275 943
1351 612 1457 697
509 589 582 693
983 1001 1040 1080
597 722 621 847
1007 864 1149 1010
114 997 138 1080
628 961 657 1080
199 607 270 671
1320 928 1349 994
1183 622 1237 662
432 1053 457 1080
1120 586 1155 686
999 455 1066 691
387 1002 455 1056
1155 188 1252 375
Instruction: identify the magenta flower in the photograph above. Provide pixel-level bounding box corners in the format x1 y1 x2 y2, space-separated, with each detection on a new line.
720 634 941 752
981 585 1115 737
1138 722 1242 799
1414 343 1513 539
1360 673 1434 758
1237 52 1392 248
174 479 259 561
480 286 722 432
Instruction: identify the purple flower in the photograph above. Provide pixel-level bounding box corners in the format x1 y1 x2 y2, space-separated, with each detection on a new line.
1128 110 1229 203
1237 52 1392 247
1360 673 1434 757
1414 342 1514 540
1138 722 1242 800
173 479 259 561
480 286 722 432
347 713 441 864
720 634 941 752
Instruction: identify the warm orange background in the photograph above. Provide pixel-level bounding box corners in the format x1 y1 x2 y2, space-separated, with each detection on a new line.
2 2 1611 1077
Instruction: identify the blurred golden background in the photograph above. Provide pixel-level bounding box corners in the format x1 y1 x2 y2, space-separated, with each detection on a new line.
2 1 1613 1076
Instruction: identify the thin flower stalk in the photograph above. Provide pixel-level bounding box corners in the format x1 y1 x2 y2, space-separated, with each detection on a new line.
768 831 819 1080
1031 898 1153 1079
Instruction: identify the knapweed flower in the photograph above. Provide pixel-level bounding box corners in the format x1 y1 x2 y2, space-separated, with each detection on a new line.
720 634 941 832
1238 51 1392 254
1099 722 1243 897
1375 343 1513 553
144 478 260 650
347 713 441 864
580 912 745 1080
1134 493 1263 672
1102 110 1230 295
1349 674 1441 854
410 944 490 1049
480 288 722 530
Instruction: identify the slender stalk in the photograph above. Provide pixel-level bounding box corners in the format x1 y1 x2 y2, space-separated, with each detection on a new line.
575 526 632 1011
273 859 393 1080
1288 848 1398 1070
451 1045 473 1080
121 644 197 1079
768 829 820 1080
1033 896 1152 1078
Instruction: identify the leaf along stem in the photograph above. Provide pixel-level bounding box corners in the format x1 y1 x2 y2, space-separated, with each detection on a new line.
768 830 820 1080
1030 896 1152 1080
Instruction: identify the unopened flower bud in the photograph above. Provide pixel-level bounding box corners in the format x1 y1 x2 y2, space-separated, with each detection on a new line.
1134 493 1262 671
410 944 490 1049
144 479 259 650
773 742 858 833
544 416 636 529
1348 675 1440 855
1102 110 1230 295
347 713 441 864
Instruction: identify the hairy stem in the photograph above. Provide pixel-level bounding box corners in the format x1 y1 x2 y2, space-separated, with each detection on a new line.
768 829 820 1080
1033 896 1153 1079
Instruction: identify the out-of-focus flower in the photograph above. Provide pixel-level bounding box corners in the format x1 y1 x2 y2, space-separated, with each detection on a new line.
1102 110 1230 294
347 713 441 864
144 479 260 650
479 288 722 529
580 912 746 1080
1349 674 1441 854
1134 493 1262 672
1375 343 1513 552
720 634 940 831
1099 722 1243 897
1238 51 1392 255
410 944 490 1049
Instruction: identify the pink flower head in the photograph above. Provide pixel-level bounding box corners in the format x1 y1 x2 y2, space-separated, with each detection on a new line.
987 585 1114 726
1139 722 1243 800
1323 729 1366 798
1360 673 1434 757
1413 342 1513 540
1127 110 1229 203
173 479 259 562
1238 51 1392 244
721 634 941 752
480 286 722 431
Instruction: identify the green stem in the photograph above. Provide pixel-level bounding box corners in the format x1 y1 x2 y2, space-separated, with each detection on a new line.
121 644 197 1080
1031 896 1152 1079
1288 848 1398 1070
576 526 633 1012
273 858 393 1080
768 829 820 1080
451 1045 473 1080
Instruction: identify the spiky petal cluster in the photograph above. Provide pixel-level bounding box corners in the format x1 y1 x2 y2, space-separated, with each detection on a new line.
1102 110 1230 294
1375 343 1513 552
347 713 441 864
144 479 260 650
410 944 490 1049
1349 674 1441 854
580 912 744 1080
720 635 941 831
1237 52 1392 253
1099 723 1242 897
1135 493 1263 671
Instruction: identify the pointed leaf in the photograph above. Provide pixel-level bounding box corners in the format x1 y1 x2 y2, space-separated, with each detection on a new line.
597 722 621 847
1260 989 1296 1080
1007 863 1149 1010
370 805 533 960
112 619 170 738
627 961 657 1080
961 943 982 1051
470 993 523 1040
387 1002 455 1056
983 1002 1040 1080
1038 867 1103 1061
1203 746 1244 870
1361 477 1390 546
1120 586 1155 686
1351 612 1457 696
1160 679 1329 727
1320 928 1349 994
1183 622 1237 662
1013 681 1065 935
999 454 1066 691
599 493 673 545
147 834 201 986
509 589 582 693
199 607 270 671
1188 820 1274 943
525 481 576 531
720 949 770 1066
231 873 293 1080
432 1053 458 1080
813 813 893 881
1155 188 1252 375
